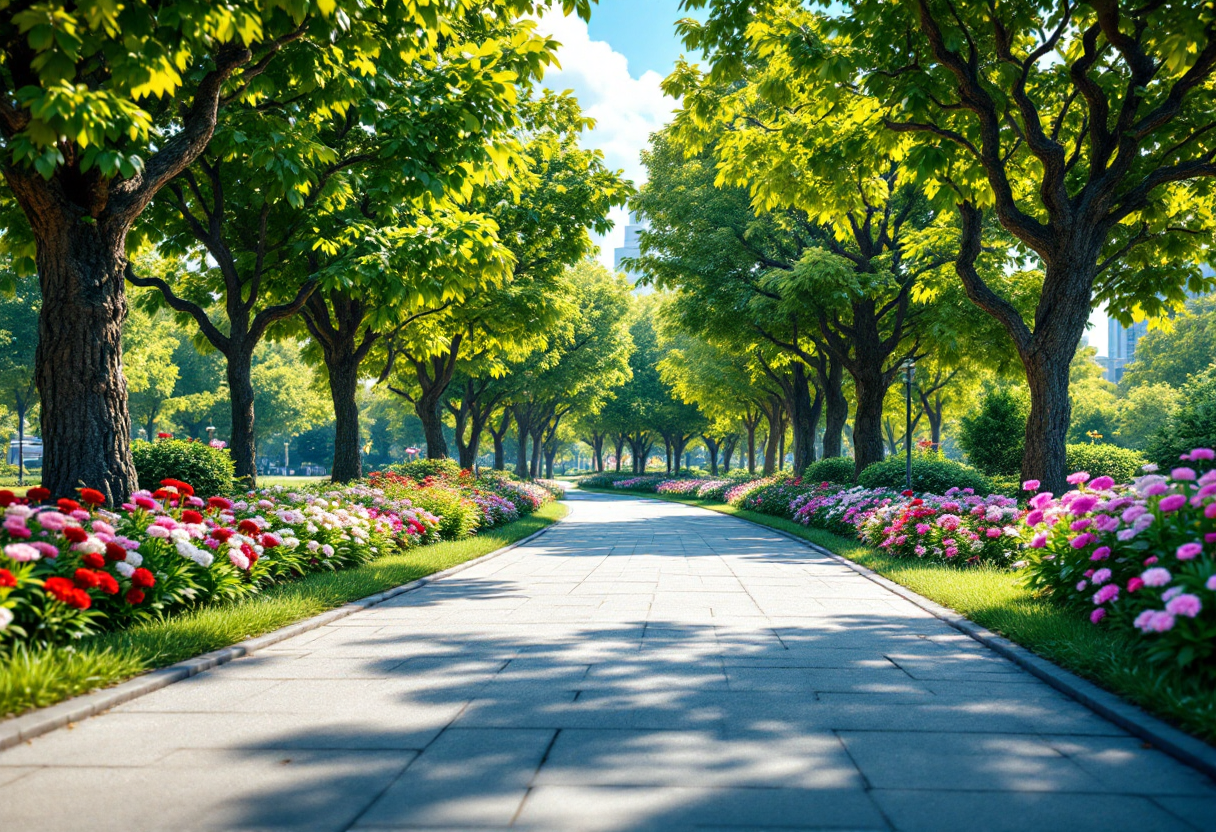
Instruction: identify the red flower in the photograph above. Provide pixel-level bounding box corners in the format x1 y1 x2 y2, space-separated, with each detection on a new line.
181 510 204 524
0 568 16 587
901 490 914 498
237 519 261 536
259 533 279 548
45 577 91 609
0 490 14 507
57 498 81 513
74 568 102 589
207 496 234 511
131 567 156 589
210 528 233 543
156 432 173 439
125 588 145 605
26 487 51 503
82 552 106 569
63 526 89 544
79 488 107 506
160 479 195 497
104 541 128 562
97 572 119 595
242 542 258 565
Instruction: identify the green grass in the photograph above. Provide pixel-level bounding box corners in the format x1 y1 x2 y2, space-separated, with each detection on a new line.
257 475 330 489
0 502 567 719
584 487 1216 744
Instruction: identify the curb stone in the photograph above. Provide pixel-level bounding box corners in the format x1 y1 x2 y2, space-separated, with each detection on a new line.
0 511 566 752
589 488 1216 783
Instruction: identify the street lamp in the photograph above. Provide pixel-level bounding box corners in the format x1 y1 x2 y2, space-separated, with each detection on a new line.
901 358 916 492
283 441 290 473
206 425 216 444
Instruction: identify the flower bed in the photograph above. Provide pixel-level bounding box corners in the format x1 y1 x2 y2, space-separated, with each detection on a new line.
855 490 1025 565
0 480 436 646
655 479 705 495
1021 452 1216 669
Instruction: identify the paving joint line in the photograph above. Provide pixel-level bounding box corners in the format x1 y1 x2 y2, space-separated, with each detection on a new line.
0 510 570 753
589 489 1216 784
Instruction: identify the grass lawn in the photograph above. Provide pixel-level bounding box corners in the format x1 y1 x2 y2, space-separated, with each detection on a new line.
0 501 567 720
257 475 330 488
583 487 1216 745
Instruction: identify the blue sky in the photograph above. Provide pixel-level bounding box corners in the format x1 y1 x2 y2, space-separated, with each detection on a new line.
539 3 1111 352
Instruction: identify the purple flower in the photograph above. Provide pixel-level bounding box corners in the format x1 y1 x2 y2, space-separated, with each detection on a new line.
1069 518 1092 532
1026 509 1044 526
1159 494 1187 513
1144 482 1169 497
1121 505 1147 522
1070 533 1096 549
1022 480 1041 492
1183 448 1215 461
1029 492 1055 510
1090 608 1107 624
1030 532 1047 548
1165 594 1202 618
1092 568 1112 585
1093 514 1120 532
1069 495 1099 515
1177 542 1203 561
1090 476 1116 491
1171 467 1198 481
1076 580 1088 592
1067 471 1091 485
1093 584 1119 604
1134 610 1176 633
1090 546 1111 561
1141 567 1172 587
1207 575 1216 591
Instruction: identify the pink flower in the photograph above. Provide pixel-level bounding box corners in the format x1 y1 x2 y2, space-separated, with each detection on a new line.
1090 546 1111 561
1159 494 1186 512
1093 584 1119 604
945 546 959 558
1141 567 1172 587
1070 533 1095 549
1128 577 1145 593
1092 568 1112 585
1134 610 1176 633
1030 533 1047 549
1206 503 1216 519
1177 542 1203 561
1029 492 1055 510
3 519 31 539
1183 448 1215 461
145 525 170 539
1093 514 1120 532
1025 509 1044 526
1069 495 1099 515
4 543 40 562
1165 593 1202 618
1122 505 1146 522
1022 480 1041 492
1207 575 1216 591
1090 476 1115 491
1067 471 1090 485
936 515 961 531
915 523 930 535
1144 556 1159 565
1172 467 1198 481
1090 608 1107 624
1069 518 1092 531
35 511 68 531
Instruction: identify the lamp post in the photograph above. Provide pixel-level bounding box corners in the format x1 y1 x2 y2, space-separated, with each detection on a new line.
901 359 916 492
284 441 290 473
206 425 216 444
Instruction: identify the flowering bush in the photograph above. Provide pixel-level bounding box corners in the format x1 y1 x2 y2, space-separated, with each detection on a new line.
855 490 1025 564
695 480 737 501
131 439 234 498
655 479 705 495
725 477 777 506
0 480 433 646
610 476 667 492
738 478 826 517
1021 450 1216 669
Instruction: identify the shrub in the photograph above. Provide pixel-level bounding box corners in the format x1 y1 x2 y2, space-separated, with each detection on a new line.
1146 365 1216 469
958 387 1028 476
384 458 463 482
741 480 821 518
696 480 737 501
858 453 992 496
1065 443 1147 484
804 456 856 484
131 439 234 497
407 485 480 540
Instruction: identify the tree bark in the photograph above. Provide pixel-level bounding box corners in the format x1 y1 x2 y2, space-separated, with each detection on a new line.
227 345 258 484
30 224 138 501
701 435 720 475
612 432 626 472
744 414 759 474
820 358 848 458
513 407 533 479
489 409 511 471
851 371 888 481
1023 349 1074 494
722 434 738 473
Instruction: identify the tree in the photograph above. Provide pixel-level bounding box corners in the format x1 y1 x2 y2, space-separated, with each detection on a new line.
682 0 1216 491
122 303 181 440
250 341 330 451
0 279 38 481
1146 365 1216 468
1068 347 1119 445
958 386 1029 477
1116 383 1182 450
1120 295 1216 391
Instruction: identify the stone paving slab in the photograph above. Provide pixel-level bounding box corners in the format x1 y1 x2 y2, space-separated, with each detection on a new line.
1 489 1214 831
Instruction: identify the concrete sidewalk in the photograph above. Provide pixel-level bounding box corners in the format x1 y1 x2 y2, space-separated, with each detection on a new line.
1 489 1214 831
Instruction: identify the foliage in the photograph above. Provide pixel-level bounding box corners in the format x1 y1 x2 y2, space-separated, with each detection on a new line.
406 486 481 541
384 458 464 482
804 457 857 485
858 454 993 497
131 440 235 498
1121 296 1216 391
1065 444 1148 486
1146 367 1216 470
958 387 1029 477
1067 347 1120 446
1022 457 1216 672
1116 383 1182 451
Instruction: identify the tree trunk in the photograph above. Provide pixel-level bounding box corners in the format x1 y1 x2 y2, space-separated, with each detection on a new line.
489 410 511 471
821 358 848 459
15 398 27 487
664 437 672 474
513 409 532 479
786 363 822 474
852 374 887 481
544 446 557 479
746 422 757 474
702 435 720 475
328 346 362 483
613 433 626 472
33 225 138 501
458 415 485 470
763 413 780 475
416 391 448 460
227 345 258 486
1023 349 1075 494
722 435 738 473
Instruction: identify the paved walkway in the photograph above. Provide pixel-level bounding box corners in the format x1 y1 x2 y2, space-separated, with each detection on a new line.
2 490 1215 831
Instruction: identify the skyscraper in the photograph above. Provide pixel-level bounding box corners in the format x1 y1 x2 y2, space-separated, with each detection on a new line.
614 213 648 290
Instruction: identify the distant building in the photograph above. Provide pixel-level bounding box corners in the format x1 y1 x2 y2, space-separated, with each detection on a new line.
1102 267 1213 383
613 213 647 289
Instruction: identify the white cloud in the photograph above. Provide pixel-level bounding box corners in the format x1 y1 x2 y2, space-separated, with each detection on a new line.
532 9 678 269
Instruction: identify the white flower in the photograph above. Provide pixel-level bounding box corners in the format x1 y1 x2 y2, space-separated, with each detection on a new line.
125 551 143 567
169 528 191 543
283 537 299 549
115 561 135 578
77 536 106 555
306 540 320 553
321 544 334 557
229 549 250 570
0 607 12 631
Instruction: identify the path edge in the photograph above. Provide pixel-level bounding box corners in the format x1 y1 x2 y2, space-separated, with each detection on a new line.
590 488 1216 782
0 507 568 752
